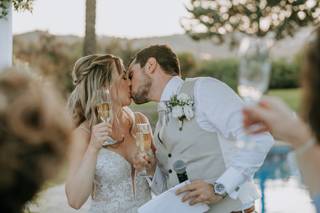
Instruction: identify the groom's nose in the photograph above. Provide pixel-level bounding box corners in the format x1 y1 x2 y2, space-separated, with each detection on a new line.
128 81 133 94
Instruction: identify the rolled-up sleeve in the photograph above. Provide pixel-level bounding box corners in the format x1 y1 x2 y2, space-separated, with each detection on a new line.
196 78 274 199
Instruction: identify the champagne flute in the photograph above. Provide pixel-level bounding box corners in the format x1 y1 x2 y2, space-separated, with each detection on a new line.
136 123 152 176
237 37 272 148
95 88 117 146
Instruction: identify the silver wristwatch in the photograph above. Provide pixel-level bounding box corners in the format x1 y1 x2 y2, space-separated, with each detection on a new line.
213 182 227 198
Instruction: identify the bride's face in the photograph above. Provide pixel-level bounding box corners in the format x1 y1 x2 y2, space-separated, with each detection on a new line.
111 68 132 107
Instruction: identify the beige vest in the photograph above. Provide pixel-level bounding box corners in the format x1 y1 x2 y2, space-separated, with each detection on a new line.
154 78 246 212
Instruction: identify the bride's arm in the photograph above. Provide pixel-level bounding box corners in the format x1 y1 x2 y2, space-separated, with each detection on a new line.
65 122 109 209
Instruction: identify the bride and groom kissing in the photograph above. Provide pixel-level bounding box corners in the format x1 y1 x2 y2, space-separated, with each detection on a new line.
65 45 274 213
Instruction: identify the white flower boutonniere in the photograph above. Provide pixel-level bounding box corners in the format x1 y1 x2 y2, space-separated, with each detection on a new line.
167 93 195 131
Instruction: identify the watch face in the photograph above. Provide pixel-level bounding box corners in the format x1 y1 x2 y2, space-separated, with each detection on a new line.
215 183 226 194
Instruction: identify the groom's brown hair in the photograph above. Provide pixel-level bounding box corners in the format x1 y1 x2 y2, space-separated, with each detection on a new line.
131 45 181 76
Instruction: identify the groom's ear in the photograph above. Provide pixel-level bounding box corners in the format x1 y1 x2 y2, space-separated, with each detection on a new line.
145 57 157 74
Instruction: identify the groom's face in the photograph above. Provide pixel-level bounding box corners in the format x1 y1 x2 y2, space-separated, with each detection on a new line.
128 62 152 104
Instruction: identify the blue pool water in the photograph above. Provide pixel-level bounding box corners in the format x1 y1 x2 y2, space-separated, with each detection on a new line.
254 145 316 213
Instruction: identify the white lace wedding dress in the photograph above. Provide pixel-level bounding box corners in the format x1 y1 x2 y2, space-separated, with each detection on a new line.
88 148 151 213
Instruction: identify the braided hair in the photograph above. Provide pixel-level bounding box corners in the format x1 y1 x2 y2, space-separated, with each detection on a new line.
67 54 123 128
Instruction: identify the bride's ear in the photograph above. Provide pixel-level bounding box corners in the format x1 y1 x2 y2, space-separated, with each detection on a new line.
145 57 157 74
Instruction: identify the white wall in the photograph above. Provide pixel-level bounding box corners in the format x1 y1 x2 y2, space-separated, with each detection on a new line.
0 3 12 70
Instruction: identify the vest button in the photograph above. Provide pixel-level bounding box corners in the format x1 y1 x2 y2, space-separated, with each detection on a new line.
168 153 172 158
168 169 172 174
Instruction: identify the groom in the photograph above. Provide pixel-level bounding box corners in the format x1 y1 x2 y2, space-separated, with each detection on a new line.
128 45 274 213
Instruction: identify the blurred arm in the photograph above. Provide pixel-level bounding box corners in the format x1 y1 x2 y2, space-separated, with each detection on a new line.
296 139 320 197
243 97 320 198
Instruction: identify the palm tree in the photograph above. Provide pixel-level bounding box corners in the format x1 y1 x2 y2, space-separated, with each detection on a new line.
83 0 96 56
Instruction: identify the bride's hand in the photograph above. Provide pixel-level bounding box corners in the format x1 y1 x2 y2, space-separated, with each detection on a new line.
133 151 156 176
145 153 156 176
89 122 112 151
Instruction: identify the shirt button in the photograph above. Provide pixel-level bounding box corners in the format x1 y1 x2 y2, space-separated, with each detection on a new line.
168 153 172 158
168 169 172 174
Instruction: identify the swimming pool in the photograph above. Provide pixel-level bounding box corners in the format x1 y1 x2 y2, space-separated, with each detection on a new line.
254 145 316 213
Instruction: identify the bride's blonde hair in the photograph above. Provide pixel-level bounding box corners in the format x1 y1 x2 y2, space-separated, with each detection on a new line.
68 54 123 127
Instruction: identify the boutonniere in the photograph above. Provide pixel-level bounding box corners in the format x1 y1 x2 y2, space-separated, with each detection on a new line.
166 93 195 131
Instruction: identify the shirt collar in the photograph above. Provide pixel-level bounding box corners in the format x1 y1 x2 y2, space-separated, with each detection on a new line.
160 76 184 102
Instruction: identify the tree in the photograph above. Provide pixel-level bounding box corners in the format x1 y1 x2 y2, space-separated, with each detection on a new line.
14 32 79 94
181 0 320 45
83 0 96 56
0 0 34 18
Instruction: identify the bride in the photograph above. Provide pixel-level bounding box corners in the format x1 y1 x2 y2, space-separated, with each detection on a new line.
65 54 152 212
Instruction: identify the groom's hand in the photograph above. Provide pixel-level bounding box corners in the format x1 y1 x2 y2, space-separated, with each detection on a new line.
176 180 224 205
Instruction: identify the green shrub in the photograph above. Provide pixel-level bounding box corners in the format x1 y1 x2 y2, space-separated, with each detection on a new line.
270 59 300 89
193 58 300 90
193 59 239 90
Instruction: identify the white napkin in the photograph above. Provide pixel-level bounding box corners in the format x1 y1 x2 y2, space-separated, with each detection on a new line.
138 181 209 213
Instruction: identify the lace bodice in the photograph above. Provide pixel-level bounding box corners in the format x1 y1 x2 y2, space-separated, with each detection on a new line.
89 148 151 213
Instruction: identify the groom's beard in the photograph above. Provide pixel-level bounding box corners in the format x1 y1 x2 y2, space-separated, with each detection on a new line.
131 76 152 104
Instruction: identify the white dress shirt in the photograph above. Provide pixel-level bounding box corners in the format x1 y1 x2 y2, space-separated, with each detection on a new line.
153 76 274 201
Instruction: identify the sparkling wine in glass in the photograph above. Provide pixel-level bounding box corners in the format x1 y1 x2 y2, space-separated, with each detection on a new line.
237 37 272 148
95 88 116 146
136 123 152 176
97 102 112 123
